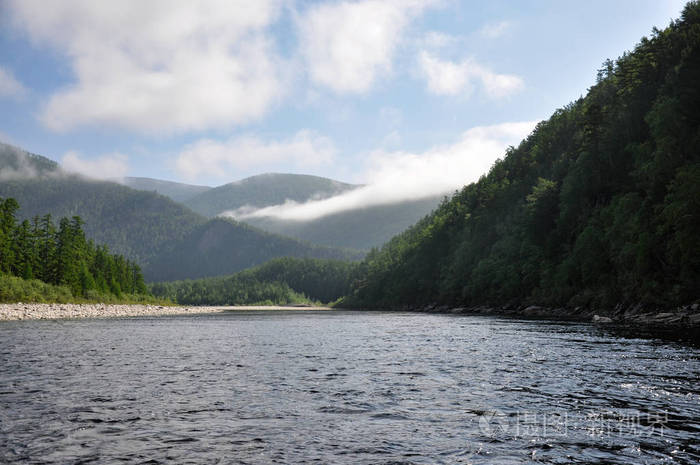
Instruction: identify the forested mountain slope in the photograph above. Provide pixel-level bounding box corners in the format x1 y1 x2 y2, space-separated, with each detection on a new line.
244 196 443 250
0 143 58 178
343 3 700 309
143 218 362 281
0 175 204 266
0 146 361 281
184 172 442 251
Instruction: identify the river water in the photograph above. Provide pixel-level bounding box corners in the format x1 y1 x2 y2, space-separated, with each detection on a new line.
1 311 698 464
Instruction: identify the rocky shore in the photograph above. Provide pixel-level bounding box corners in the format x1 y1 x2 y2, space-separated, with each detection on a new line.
400 302 700 329
0 303 331 321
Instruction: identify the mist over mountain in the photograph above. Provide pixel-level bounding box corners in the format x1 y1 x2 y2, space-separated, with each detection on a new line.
177 172 441 250
242 196 443 250
0 144 361 281
0 143 59 180
183 173 358 218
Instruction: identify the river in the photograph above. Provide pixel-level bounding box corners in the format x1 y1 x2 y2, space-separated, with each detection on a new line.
1 310 698 464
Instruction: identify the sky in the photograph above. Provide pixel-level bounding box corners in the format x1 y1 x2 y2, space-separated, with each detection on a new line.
0 0 688 218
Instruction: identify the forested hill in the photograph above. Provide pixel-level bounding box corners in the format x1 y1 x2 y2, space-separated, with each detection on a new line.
0 175 204 267
243 196 443 250
184 173 442 251
343 3 700 310
0 146 361 281
0 143 59 178
184 173 358 218
143 218 362 281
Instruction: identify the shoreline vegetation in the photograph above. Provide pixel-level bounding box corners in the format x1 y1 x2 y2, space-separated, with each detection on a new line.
0 303 331 321
0 198 153 303
0 274 169 305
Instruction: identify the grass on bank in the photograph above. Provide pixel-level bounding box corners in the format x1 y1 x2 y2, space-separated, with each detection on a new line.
0 274 172 305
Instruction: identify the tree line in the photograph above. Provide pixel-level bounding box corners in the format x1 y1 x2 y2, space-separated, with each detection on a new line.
150 257 358 305
1 197 149 300
340 2 700 310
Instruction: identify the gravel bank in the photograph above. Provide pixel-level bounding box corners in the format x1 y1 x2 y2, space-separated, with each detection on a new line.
0 303 331 321
391 302 700 329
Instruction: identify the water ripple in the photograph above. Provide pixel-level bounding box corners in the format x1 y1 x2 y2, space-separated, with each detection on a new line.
0 311 698 464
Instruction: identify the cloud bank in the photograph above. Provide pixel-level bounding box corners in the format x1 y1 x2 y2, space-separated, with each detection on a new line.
298 0 440 93
7 0 283 133
418 51 524 97
175 130 336 181
224 120 537 222
62 151 129 180
0 145 41 181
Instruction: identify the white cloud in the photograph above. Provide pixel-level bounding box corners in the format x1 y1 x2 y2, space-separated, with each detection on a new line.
420 31 458 49
418 51 471 96
62 151 129 180
418 51 524 97
0 66 27 99
479 20 511 39
226 120 537 221
479 69 525 98
7 0 284 133
0 145 40 181
175 130 337 181
298 0 439 94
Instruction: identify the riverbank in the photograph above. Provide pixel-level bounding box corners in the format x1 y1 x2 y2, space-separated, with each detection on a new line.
394 302 700 329
0 303 332 321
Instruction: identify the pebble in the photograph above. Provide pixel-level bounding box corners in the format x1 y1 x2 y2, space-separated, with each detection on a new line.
0 304 329 321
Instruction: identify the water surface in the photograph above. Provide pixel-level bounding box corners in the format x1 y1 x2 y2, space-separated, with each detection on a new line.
1 311 698 464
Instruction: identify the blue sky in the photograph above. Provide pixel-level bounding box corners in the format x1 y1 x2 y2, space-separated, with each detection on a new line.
0 0 688 200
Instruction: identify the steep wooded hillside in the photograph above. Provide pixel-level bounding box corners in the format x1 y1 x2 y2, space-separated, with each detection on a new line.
343 3 700 309
143 218 362 281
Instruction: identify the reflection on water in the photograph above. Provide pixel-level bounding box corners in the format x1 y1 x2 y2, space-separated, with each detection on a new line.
1 311 698 464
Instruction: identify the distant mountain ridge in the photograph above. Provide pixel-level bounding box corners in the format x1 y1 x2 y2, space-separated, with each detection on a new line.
0 143 361 281
183 172 358 217
179 172 442 250
1 140 441 259
123 177 211 203
145 217 361 281
243 196 444 250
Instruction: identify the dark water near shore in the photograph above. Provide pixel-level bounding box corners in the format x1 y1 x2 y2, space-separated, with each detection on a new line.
1 311 698 464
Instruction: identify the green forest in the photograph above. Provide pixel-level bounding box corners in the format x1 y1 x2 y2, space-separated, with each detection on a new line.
144 218 362 281
150 257 358 305
2 4 698 310
0 197 153 303
340 2 700 310
0 164 362 282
